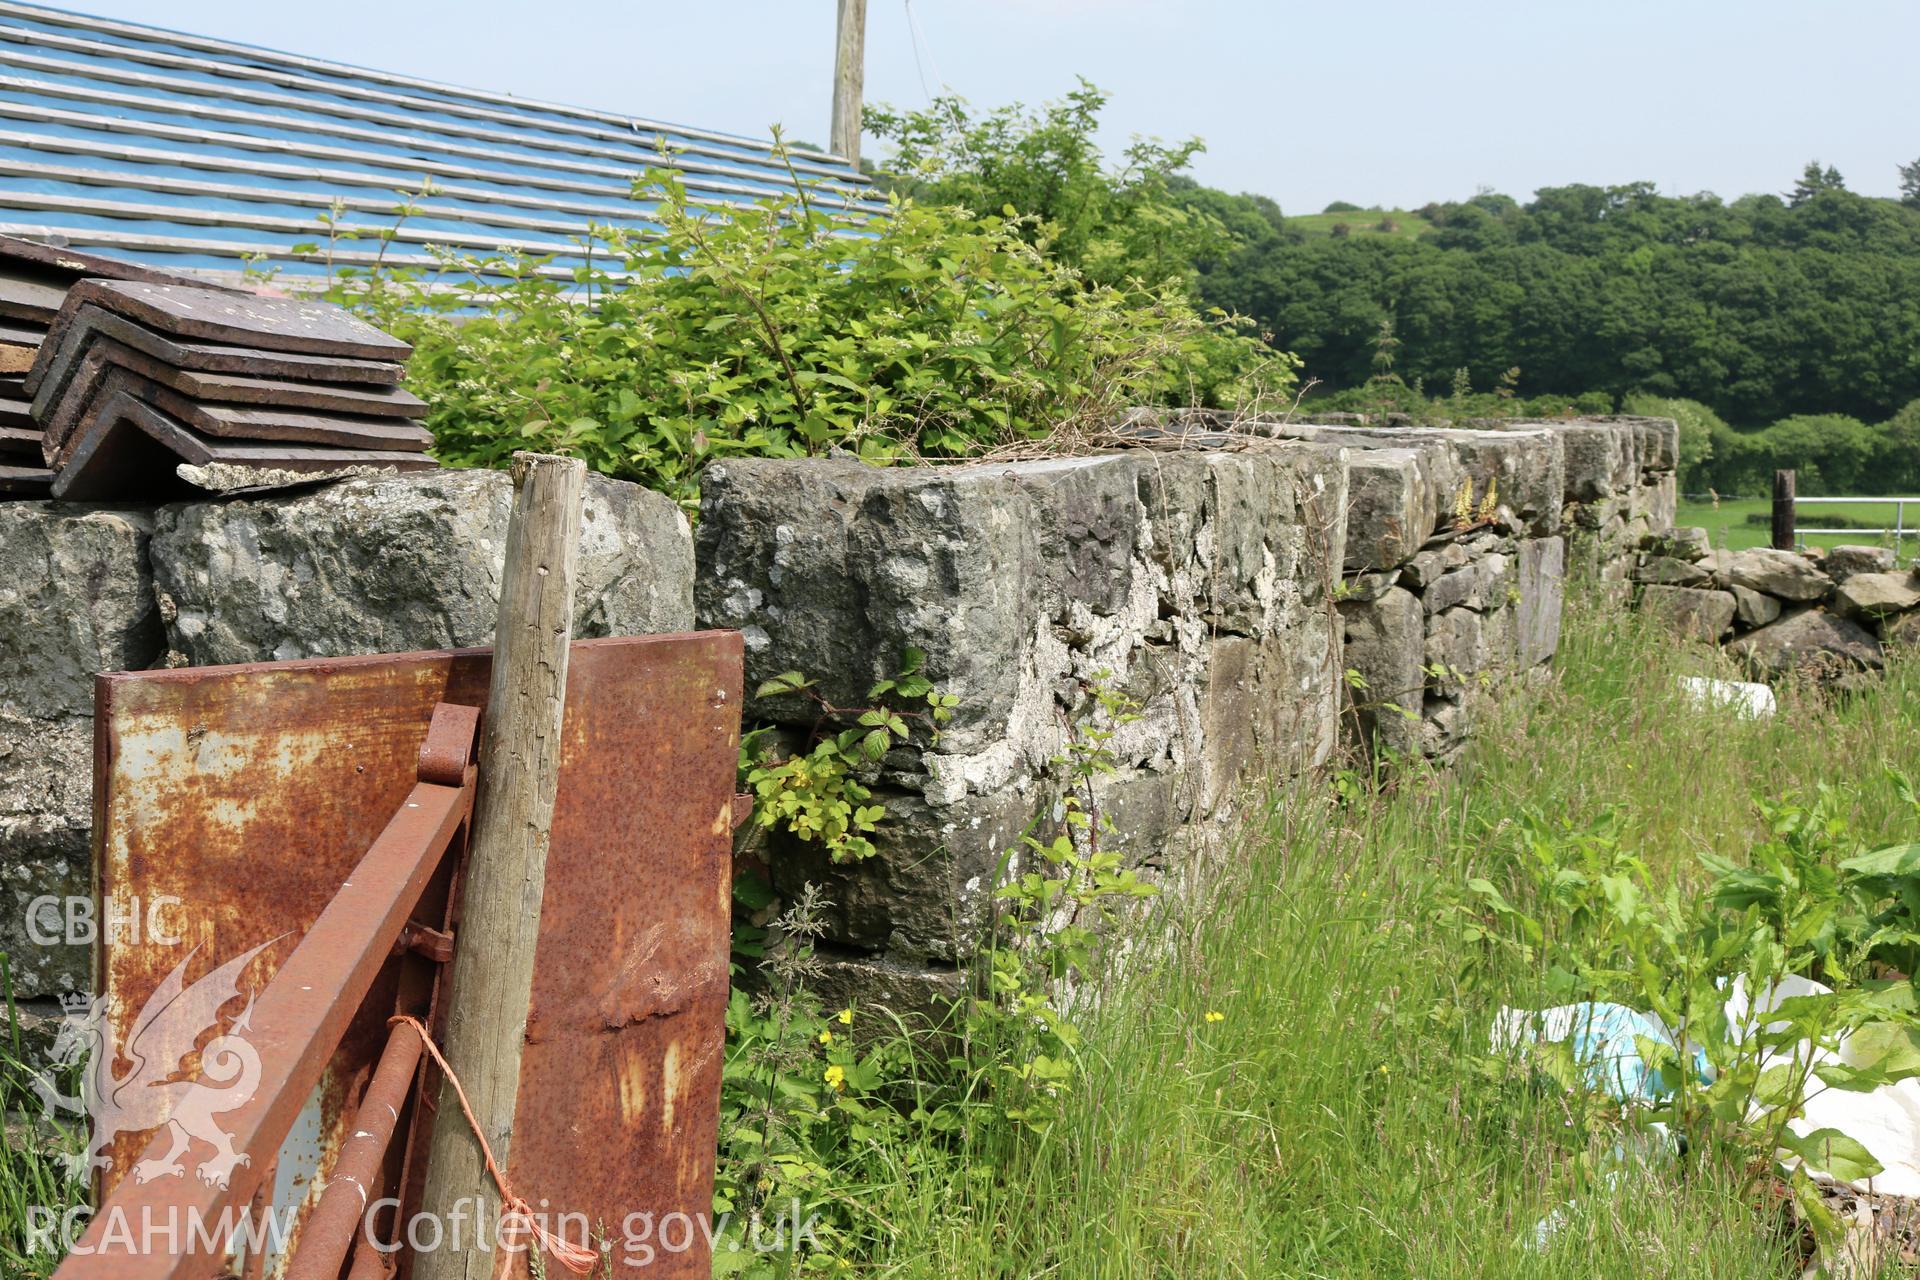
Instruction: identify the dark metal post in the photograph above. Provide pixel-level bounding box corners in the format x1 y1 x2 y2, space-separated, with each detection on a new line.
1773 469 1797 550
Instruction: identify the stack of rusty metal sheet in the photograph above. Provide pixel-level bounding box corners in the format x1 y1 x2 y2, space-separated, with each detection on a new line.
29 280 432 500
0 235 213 496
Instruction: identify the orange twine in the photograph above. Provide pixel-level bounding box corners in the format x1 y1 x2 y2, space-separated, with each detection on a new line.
389 1015 598 1276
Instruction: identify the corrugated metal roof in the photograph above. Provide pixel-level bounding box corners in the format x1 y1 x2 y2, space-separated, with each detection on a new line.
0 1 881 285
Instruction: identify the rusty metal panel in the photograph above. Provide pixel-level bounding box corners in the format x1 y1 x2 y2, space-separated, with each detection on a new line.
94 632 742 1277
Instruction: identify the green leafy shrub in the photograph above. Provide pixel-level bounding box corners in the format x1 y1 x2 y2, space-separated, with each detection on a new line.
1462 783 1920 1253
334 155 1291 507
865 80 1228 292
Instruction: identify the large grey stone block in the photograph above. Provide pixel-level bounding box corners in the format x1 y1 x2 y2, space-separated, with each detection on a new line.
1338 449 1434 572
1826 546 1897 584
1835 571 1920 621
1552 421 1637 504
1198 623 1340 811
0 503 160 717
1339 585 1423 759
697 448 1347 779
1724 548 1831 604
768 788 1041 963
1638 584 1737 641
1728 609 1884 681
0 503 161 997
1515 537 1566 667
151 469 694 665
1732 584 1783 629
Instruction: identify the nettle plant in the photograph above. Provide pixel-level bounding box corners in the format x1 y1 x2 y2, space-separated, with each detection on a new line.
741 648 958 863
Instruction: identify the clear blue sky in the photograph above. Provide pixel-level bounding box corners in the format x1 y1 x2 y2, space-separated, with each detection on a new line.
64 0 1920 212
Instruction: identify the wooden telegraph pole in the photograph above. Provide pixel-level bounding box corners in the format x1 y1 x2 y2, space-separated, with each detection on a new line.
830 0 868 165
415 452 586 1280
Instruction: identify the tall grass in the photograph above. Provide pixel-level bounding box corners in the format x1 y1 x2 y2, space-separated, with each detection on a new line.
0 961 84 1280
842 594 1920 1277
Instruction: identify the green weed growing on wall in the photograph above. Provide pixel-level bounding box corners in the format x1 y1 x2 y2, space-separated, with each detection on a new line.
740 647 956 864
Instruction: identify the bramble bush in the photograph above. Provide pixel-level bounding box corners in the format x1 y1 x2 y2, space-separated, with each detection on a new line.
328 150 1292 508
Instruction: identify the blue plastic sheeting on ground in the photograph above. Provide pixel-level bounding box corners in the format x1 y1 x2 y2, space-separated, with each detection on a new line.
1491 1002 1711 1102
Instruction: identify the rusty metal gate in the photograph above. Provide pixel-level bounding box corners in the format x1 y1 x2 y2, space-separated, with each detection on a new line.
58 631 742 1279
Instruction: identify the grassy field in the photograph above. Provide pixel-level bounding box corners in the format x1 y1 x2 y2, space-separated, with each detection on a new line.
840 594 1920 1277
1287 208 1433 239
1678 495 1920 555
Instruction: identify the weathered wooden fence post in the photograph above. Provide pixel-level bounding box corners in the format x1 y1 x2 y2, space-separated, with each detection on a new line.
1773 469 1797 550
414 452 586 1280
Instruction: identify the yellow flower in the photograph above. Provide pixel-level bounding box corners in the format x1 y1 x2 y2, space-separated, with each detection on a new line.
817 1028 834 1045
837 1008 854 1026
823 1064 846 1092
1204 1010 1225 1024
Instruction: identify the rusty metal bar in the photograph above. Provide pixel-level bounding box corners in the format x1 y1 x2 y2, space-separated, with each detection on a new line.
281 1020 424 1280
346 1224 395 1280
56 707 478 1280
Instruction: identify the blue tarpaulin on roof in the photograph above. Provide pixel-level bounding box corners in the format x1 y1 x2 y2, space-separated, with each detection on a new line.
0 1 880 284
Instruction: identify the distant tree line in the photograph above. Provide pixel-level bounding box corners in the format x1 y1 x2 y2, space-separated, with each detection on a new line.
1188 168 1920 432
868 88 1920 494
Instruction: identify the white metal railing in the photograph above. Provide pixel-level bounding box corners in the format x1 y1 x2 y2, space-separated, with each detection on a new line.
1794 495 1920 551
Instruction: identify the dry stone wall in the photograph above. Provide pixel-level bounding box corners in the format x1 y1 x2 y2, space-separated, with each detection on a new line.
0 414 1676 1024
696 447 1350 1007
697 415 1677 1007
1631 533 1920 683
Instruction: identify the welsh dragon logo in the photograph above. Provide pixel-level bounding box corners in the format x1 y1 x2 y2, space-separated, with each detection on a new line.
30 941 274 1189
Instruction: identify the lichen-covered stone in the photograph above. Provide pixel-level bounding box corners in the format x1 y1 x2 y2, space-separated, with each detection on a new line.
1835 571 1920 621
1732 584 1783 629
1826 545 1898 584
151 468 694 665
1340 586 1423 759
1724 548 1831 604
0 503 161 997
697 448 1348 788
1638 584 1737 641
1728 609 1884 682
0 504 160 717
